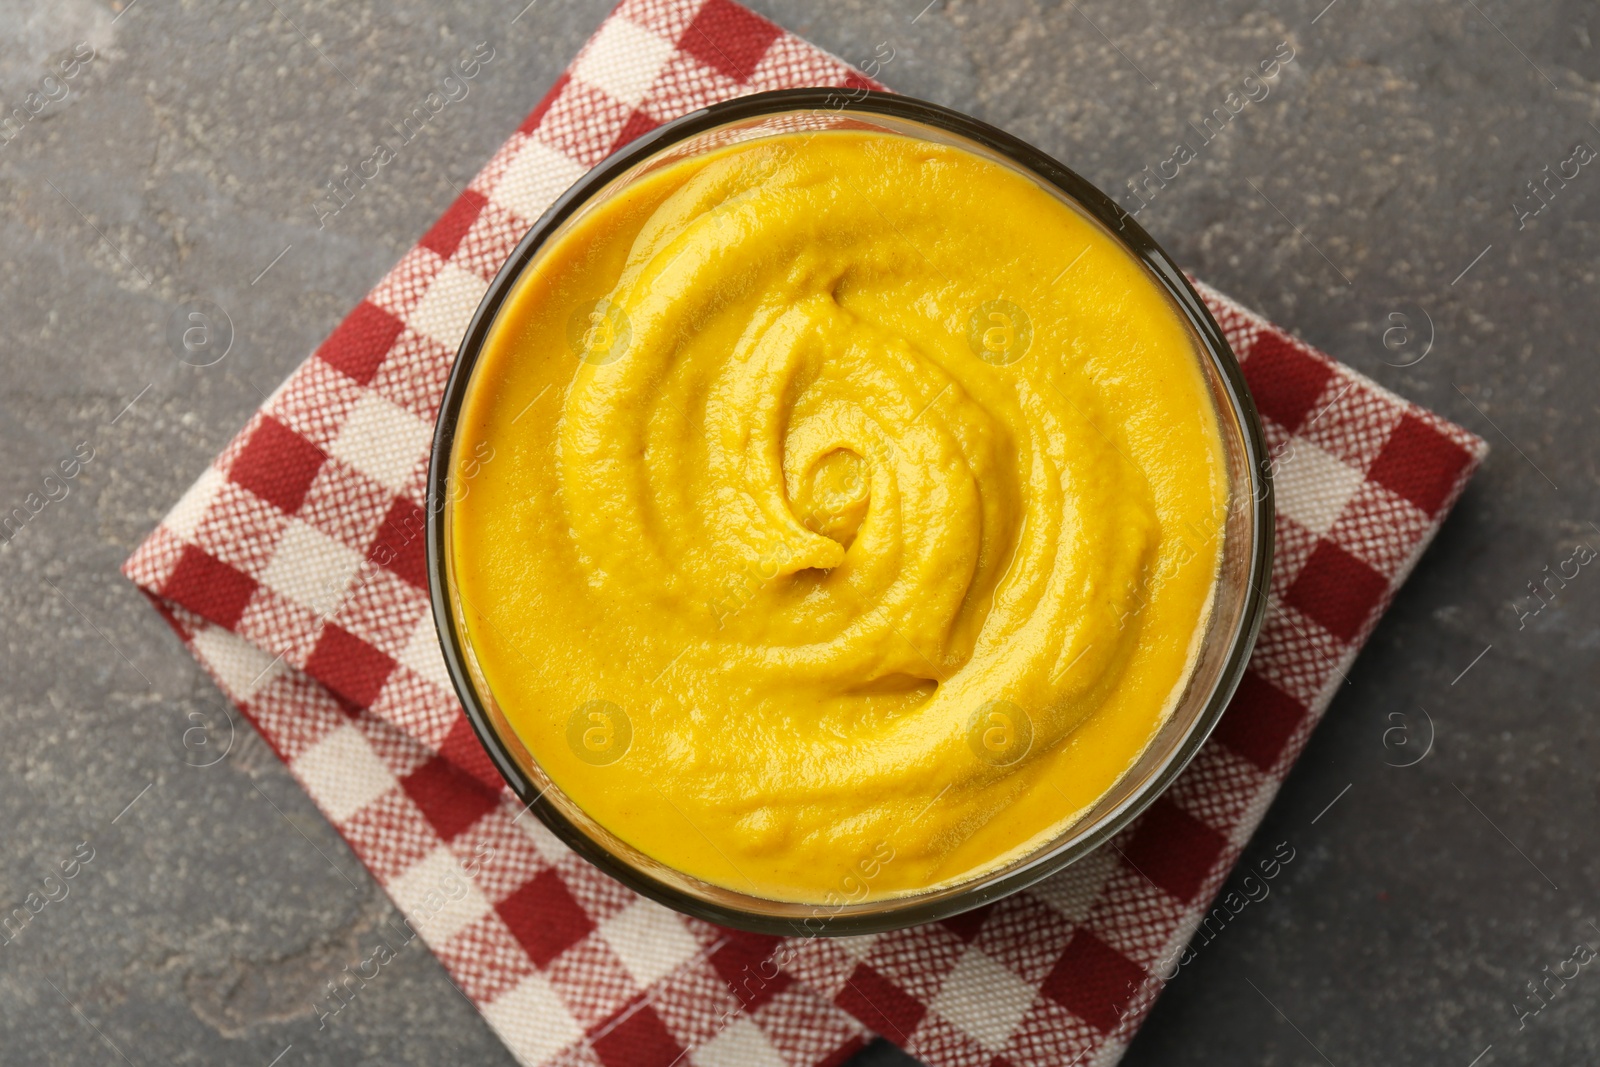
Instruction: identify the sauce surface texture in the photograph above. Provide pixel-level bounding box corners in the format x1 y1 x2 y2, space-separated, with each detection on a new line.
451 130 1227 901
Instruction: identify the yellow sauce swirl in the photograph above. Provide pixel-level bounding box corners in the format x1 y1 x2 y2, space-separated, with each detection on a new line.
451 130 1226 901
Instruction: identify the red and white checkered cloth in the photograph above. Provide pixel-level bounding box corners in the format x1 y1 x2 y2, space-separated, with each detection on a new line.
123 2 1487 1065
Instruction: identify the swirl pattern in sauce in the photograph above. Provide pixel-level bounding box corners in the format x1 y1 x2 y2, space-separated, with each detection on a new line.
452 131 1226 901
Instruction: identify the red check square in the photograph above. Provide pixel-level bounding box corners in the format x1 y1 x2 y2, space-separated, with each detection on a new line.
1212 671 1307 773
1120 798 1226 904
1039 931 1145 1034
836 965 926 1046
1243 332 1335 434
591 1001 684 1067
710 932 792 1011
315 301 407 387
304 622 397 708
497 868 594 967
228 416 328 515
401 754 500 842
1284 540 1389 643
1367 412 1475 516
420 189 489 260
680 0 783 83
163 545 258 630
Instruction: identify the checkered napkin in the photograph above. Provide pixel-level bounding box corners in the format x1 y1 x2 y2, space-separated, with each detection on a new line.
123 2 1487 1065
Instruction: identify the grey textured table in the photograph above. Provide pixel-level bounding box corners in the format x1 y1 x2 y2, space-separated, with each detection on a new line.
2 0 1595 1064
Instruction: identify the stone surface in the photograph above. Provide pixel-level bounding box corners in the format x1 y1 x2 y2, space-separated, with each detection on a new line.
0 0 1596 1064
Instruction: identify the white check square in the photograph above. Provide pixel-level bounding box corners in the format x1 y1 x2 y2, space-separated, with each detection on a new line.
492 137 587 224
293 723 396 823
259 519 366 620
600 898 703 989
928 949 1037 1052
191 626 283 701
407 261 490 352
388 845 493 944
484 971 583 1065
1028 847 1116 925
572 17 676 107
329 392 434 493
165 465 224 540
693 1016 787 1067
1274 437 1366 538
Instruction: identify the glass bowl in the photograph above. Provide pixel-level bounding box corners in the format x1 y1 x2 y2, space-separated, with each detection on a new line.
426 89 1273 936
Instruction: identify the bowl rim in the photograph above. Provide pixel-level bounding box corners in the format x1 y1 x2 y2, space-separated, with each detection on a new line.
426 87 1275 936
